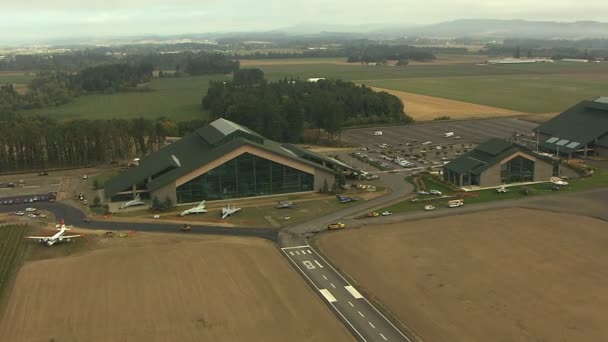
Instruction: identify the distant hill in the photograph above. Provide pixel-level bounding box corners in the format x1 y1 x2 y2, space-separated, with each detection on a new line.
401 19 608 39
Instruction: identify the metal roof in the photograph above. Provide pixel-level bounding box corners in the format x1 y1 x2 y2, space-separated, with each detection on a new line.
537 100 608 145
105 118 338 198
444 138 551 175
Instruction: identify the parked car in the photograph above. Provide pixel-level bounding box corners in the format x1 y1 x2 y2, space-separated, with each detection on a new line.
25 207 36 212
37 171 49 176
327 222 346 230
429 189 442 196
448 199 464 208
381 211 393 216
82 175 88 179
424 205 436 211
82 218 92 223
417 190 430 195
366 212 380 217
14 211 25 216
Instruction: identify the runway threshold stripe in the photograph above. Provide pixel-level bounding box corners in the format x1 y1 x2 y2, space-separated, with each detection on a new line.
345 285 364 299
380 333 387 340
319 289 337 303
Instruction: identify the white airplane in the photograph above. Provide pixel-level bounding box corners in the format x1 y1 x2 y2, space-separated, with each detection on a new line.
443 132 455 138
221 204 241 220
25 219 82 246
179 200 207 216
119 194 144 209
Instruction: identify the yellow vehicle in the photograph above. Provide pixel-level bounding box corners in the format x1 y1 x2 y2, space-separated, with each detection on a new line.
327 222 346 230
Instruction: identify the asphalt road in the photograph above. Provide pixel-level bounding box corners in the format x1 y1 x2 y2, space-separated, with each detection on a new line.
0 195 278 241
282 245 411 342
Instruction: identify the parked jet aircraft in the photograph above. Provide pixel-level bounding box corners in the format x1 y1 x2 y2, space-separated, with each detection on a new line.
276 200 296 209
119 195 144 209
221 204 241 220
336 194 357 203
179 200 207 216
25 219 81 246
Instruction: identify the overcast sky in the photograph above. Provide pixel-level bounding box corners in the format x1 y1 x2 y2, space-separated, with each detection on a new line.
1 0 607 43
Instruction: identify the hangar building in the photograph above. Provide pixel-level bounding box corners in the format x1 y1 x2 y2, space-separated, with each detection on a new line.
105 118 347 204
537 97 608 158
443 138 576 188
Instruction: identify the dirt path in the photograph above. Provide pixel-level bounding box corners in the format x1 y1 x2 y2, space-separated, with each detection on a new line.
370 86 524 121
0 233 354 342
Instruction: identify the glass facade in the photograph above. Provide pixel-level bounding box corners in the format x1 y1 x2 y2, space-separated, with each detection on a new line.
176 153 314 203
500 156 534 183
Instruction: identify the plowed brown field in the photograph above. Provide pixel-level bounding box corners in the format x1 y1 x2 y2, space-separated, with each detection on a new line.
370 86 523 121
0 233 353 342
318 208 608 342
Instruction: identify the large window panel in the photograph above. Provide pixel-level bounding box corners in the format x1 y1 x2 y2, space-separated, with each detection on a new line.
176 153 314 203
500 156 535 184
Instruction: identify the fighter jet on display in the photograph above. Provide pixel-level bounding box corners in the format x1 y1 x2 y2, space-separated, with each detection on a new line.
119 194 144 209
276 200 296 209
336 194 357 203
25 219 82 246
221 204 241 220
179 200 207 216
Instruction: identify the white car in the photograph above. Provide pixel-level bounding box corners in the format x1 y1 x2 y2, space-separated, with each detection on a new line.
82 175 88 179
496 186 509 193
27 213 37 218
417 190 430 195
14 211 25 216
25 207 36 212
553 180 568 186
381 211 393 216
429 189 442 196
373 131 383 136
424 205 436 211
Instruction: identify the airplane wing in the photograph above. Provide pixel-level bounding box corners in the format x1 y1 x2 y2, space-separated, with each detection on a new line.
62 235 82 239
25 236 48 239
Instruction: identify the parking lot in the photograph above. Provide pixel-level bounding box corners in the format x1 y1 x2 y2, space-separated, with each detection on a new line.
342 118 539 171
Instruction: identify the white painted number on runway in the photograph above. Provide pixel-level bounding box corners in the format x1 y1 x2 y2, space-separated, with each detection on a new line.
314 260 324 268
302 260 316 270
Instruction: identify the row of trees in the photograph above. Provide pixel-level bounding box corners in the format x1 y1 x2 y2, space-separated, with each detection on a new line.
0 116 206 173
346 45 437 63
202 69 411 142
79 63 154 92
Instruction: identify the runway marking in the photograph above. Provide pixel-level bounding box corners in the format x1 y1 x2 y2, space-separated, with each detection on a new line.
302 260 316 270
295 251 301 255
319 289 337 303
314 260 324 268
330 283 336 289
322 275 328 280
348 301 354 307
380 333 387 340
358 311 364 317
281 245 309 250
289 251 294 255
345 285 363 299
369 322 376 329
307 250 312 254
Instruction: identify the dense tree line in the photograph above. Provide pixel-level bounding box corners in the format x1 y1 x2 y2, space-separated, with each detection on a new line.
79 63 154 92
202 69 411 142
0 116 206 172
346 45 436 63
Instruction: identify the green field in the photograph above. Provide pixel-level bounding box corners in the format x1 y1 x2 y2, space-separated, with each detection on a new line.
16 58 608 120
0 72 34 84
0 225 28 302
24 75 229 121
252 61 608 113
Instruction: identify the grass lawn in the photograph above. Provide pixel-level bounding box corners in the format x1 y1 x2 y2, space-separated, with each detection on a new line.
0 225 28 301
112 193 360 228
22 75 230 121
92 170 121 188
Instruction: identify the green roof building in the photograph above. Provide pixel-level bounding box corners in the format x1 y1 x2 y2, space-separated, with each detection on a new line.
105 118 345 207
537 97 608 158
443 138 564 188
